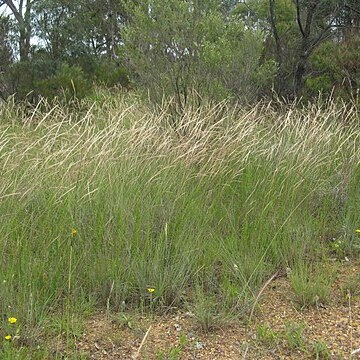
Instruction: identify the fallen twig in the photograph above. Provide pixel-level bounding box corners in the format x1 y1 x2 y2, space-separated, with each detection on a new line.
133 325 152 359
249 271 279 324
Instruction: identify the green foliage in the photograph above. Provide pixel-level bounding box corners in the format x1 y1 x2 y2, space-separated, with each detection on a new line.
94 61 130 88
5 50 57 101
305 75 334 96
290 264 333 308
191 286 223 333
256 324 280 346
284 321 306 351
37 63 91 101
123 0 273 108
312 340 331 359
0 16 13 100
341 273 360 297
1 0 359 102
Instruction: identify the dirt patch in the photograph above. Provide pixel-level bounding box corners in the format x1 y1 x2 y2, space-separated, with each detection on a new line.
73 262 360 359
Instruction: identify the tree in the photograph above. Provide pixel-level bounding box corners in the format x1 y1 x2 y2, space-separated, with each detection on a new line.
0 0 34 61
268 0 360 97
235 0 298 97
0 14 13 99
0 15 12 69
33 0 129 62
123 0 275 112
291 0 343 96
337 1 360 41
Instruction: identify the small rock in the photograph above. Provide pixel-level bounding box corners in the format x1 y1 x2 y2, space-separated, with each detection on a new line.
286 267 292 277
195 341 204 350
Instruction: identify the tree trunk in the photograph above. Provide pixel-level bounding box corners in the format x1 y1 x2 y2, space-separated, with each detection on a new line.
269 0 286 96
293 53 308 97
19 27 31 61
3 0 32 62
292 0 316 98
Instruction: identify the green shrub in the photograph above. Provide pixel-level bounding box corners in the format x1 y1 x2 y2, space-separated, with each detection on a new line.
37 63 91 102
94 61 130 88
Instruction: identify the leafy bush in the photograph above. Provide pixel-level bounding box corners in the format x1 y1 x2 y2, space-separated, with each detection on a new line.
37 63 91 102
123 0 275 109
94 61 130 88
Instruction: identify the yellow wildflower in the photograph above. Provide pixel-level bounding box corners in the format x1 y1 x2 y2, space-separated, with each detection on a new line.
356 229 360 234
8 317 17 324
4 335 11 340
147 288 155 293
71 228 77 236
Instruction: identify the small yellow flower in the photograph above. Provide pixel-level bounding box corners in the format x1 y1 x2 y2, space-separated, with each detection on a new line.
8 317 17 324
147 287 155 293
4 335 11 341
71 228 77 236
355 229 360 234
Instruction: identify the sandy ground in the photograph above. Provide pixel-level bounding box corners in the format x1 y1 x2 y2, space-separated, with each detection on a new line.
70 262 360 359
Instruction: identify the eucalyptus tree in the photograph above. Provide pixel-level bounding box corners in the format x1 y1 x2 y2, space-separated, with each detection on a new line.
0 14 13 99
33 0 129 62
0 15 12 69
0 0 35 61
234 0 360 97
123 0 274 111
269 0 360 96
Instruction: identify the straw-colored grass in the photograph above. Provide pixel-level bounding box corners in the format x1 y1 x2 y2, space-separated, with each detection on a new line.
0 92 359 355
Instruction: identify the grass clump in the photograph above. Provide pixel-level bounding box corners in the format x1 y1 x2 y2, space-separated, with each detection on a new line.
341 272 360 297
256 324 280 347
290 263 334 308
284 321 307 351
0 94 360 355
312 340 331 359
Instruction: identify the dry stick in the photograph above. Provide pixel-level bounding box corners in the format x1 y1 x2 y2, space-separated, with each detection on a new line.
348 290 353 356
133 325 152 360
248 271 279 324
106 280 115 317
242 271 279 360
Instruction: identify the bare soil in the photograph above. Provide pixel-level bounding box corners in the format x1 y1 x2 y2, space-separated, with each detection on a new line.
72 262 360 359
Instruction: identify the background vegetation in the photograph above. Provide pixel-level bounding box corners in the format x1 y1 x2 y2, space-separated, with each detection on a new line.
0 0 359 105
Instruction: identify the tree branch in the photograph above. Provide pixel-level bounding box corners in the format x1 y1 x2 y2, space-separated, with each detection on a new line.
2 0 23 26
295 0 305 37
331 24 360 29
309 6 342 54
269 0 281 59
345 3 360 16
303 1 317 39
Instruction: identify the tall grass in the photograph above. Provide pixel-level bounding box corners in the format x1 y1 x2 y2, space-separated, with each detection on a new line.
0 94 359 335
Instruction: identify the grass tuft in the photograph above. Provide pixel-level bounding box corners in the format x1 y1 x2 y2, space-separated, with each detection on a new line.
0 94 360 355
